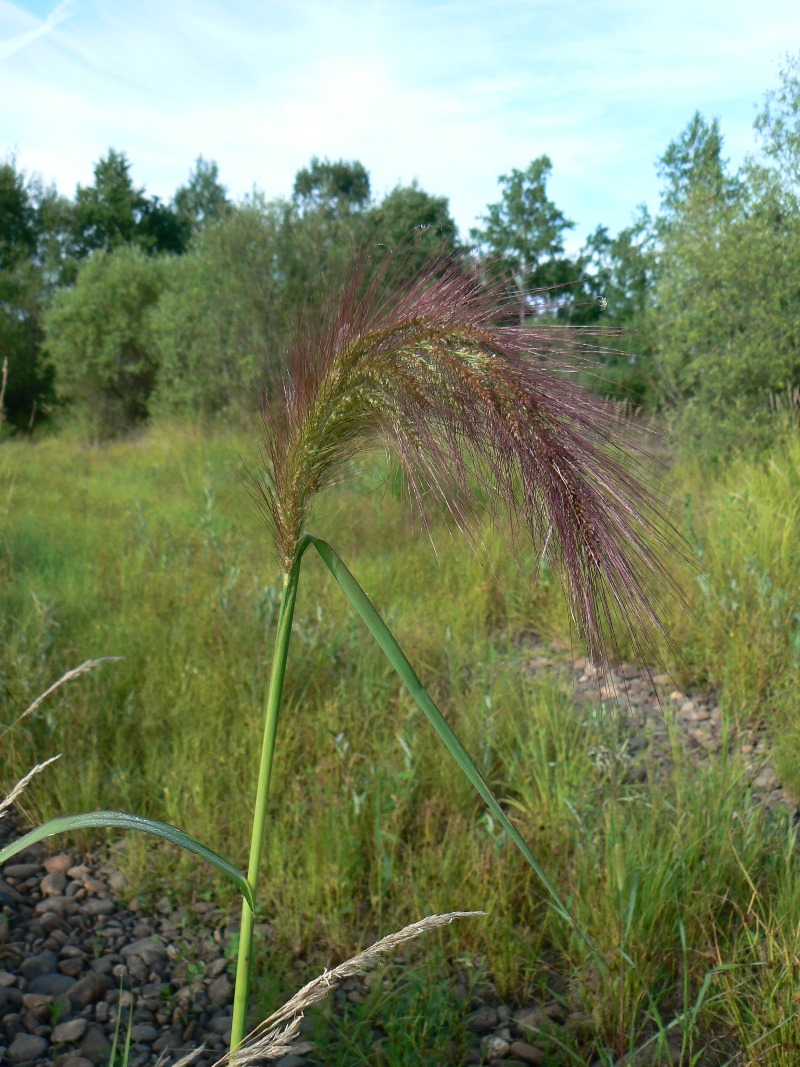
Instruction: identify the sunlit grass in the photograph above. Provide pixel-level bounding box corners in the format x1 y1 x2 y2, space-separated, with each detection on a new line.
2 419 800 1059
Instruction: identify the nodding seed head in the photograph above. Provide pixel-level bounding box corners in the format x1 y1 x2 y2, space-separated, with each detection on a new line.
251 244 687 669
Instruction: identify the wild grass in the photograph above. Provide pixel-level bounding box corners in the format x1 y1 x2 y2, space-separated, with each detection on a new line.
2 419 800 1060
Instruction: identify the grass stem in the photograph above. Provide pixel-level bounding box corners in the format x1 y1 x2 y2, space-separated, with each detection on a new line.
230 559 302 1051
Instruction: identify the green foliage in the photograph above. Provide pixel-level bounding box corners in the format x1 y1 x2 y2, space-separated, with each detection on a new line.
3 423 800 1061
150 203 288 416
367 181 458 274
665 433 800 795
0 159 37 260
754 51 800 192
72 149 185 260
656 111 739 217
293 156 371 214
652 172 800 451
470 156 576 320
572 209 658 404
0 159 55 430
173 156 231 242
44 244 169 435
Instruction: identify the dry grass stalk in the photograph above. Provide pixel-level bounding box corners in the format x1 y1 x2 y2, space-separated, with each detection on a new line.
211 911 484 1066
0 657 123 742
0 754 61 819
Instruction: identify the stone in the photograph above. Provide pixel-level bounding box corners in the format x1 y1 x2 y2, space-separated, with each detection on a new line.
8 1032 48 1062
39 912 67 934
484 1033 511 1058
21 991 52 1019
59 957 85 977
467 1005 498 1032
207 957 228 978
753 767 779 791
545 1000 567 1023
3 862 42 880
78 1024 112 1065
20 949 58 980
514 1007 549 1033
68 972 111 1008
130 1022 159 1042
43 853 73 874
208 974 233 1006
41 871 68 896
35 894 79 916
152 1032 177 1053
208 1014 232 1037
84 898 115 916
108 870 127 893
0 878 26 906
29 973 76 997
121 936 167 966
52 1017 88 1043
62 1059 94 1067
509 1040 546 1065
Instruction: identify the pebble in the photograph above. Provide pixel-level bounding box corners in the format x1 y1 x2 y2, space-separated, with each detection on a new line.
52 1016 88 1042
8 1032 48 1063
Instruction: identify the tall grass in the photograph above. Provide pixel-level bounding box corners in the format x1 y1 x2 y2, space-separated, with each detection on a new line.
2 420 800 1059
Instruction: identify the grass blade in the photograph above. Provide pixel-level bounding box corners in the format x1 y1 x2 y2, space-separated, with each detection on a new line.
304 534 602 968
0 810 254 909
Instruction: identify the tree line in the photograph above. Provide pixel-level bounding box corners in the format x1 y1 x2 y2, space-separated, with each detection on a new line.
2 55 799 451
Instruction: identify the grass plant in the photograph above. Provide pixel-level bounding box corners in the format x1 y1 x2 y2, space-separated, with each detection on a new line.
1 252 799 1061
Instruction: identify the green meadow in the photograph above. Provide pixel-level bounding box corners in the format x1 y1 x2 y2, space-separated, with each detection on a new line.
2 419 800 1063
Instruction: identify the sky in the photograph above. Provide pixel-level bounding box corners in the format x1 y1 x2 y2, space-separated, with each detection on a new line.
2 0 799 250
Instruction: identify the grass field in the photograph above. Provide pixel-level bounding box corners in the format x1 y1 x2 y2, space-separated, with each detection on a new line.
2 419 800 1063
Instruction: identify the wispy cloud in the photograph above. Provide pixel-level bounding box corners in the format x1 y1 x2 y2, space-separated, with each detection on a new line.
1 0 799 241
0 0 74 62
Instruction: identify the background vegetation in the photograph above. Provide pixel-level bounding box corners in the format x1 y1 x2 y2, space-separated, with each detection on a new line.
2 52 800 1066
0 54 796 443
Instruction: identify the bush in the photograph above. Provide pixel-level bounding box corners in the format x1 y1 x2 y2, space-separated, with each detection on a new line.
653 175 800 455
44 244 168 436
150 204 290 417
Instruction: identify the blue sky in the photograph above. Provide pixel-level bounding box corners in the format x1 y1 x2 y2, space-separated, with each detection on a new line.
2 0 799 249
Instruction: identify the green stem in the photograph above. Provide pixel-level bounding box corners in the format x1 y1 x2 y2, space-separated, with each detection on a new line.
230 559 302 1053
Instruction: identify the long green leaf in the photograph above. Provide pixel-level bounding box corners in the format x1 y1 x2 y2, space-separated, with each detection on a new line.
303 534 603 968
0 811 254 909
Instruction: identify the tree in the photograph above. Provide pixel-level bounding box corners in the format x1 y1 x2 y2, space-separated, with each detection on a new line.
0 159 37 264
470 156 576 322
151 202 288 416
173 157 231 241
569 209 658 404
577 216 654 325
0 159 55 430
754 52 800 193
44 244 168 435
656 112 738 218
293 157 371 215
367 181 458 275
652 168 800 453
72 149 185 259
